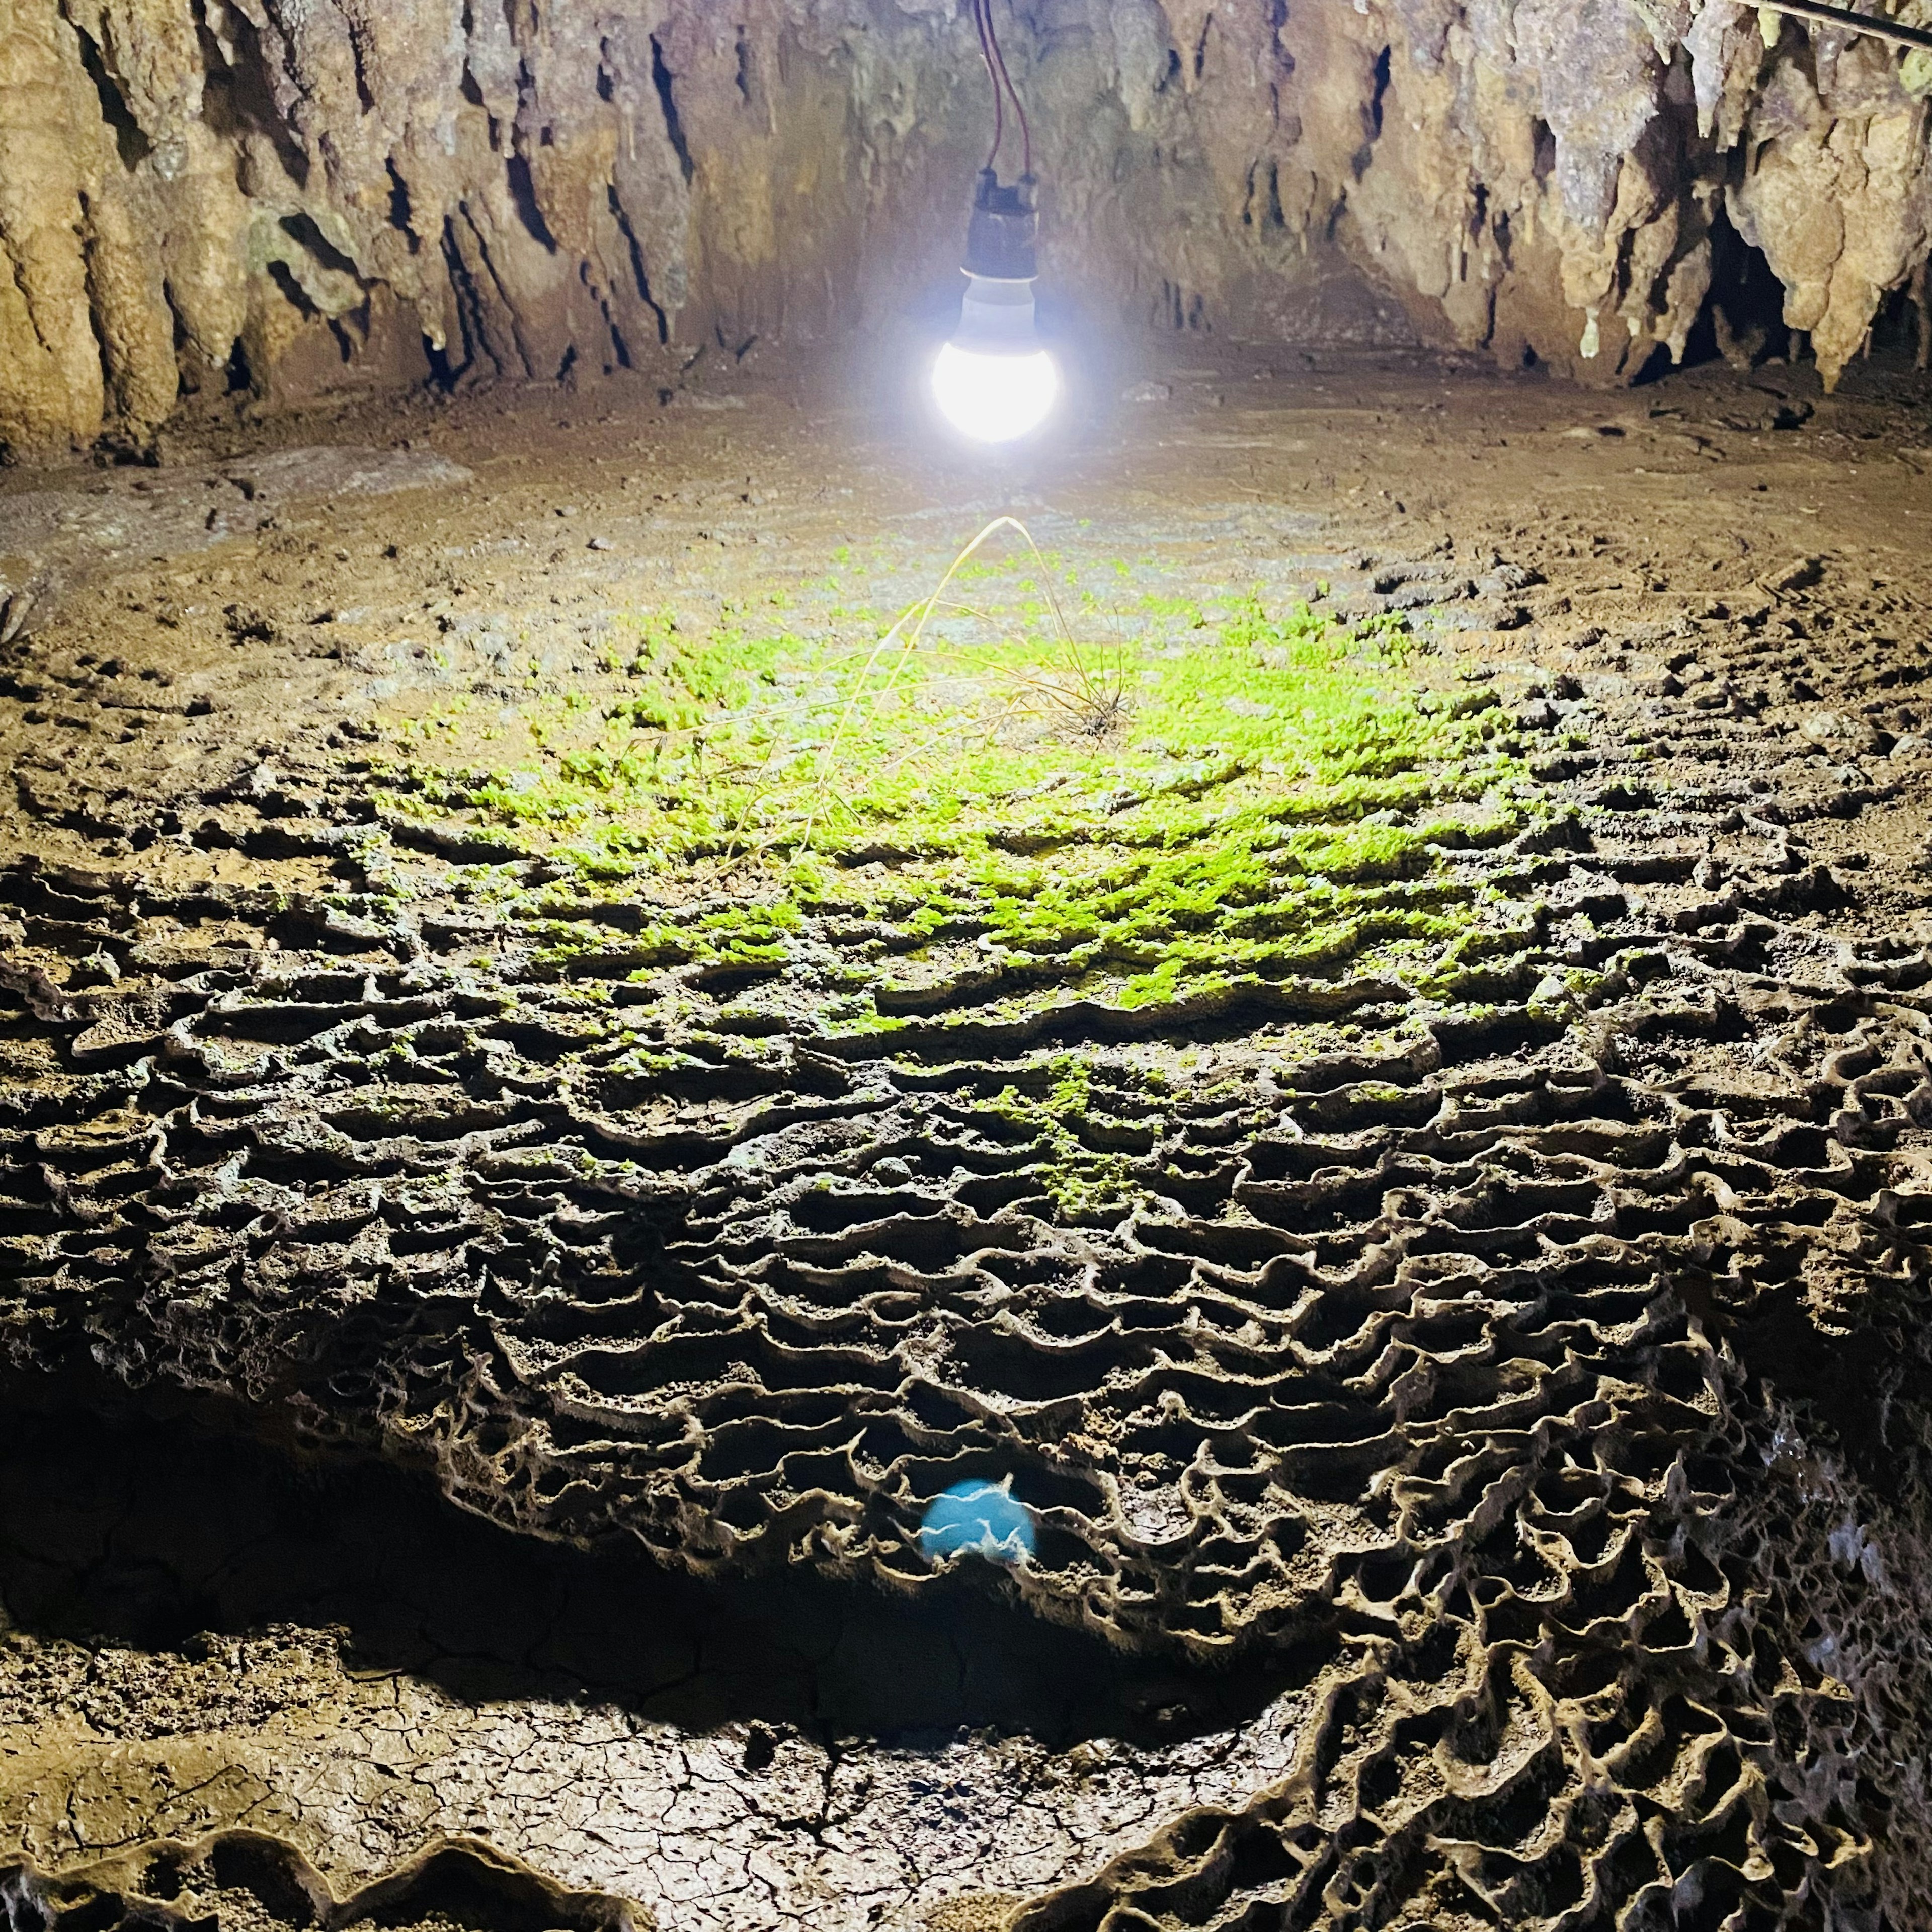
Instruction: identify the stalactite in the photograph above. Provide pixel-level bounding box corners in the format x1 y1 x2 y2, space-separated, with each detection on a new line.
1 0 1928 451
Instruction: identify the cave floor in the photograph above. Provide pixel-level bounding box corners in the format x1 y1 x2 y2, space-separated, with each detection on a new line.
4 342 1932 1932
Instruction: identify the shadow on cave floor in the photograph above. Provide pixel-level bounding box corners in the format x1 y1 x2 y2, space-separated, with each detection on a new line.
0 1384 1305 1751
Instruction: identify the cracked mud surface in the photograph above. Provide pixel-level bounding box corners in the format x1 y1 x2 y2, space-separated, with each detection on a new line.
5 346 1932 1929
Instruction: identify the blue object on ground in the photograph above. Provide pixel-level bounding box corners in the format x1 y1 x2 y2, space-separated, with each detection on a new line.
918 1479 1037 1564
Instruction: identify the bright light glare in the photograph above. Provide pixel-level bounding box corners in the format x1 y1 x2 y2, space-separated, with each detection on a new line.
918 1479 1036 1563
932 343 1059 443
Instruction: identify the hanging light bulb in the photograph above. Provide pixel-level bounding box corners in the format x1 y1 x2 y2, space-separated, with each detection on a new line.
932 2 1056 444
933 170 1058 444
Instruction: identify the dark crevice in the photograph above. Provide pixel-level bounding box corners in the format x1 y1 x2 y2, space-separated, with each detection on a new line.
650 35 695 186
71 24 152 171
163 280 198 399
607 185 670 344
504 155 557 252
1351 47 1392 181
2 233 53 359
279 213 361 282
1242 158 1287 231
190 0 309 190
223 335 255 395
0 1389 1300 1750
385 160 419 251
346 23 375 114
1865 279 1919 358
421 330 460 390
266 260 320 320
1157 279 1206 331
439 213 497 384
8 1832 635 1932
1673 203 1792 374
1531 116 1557 184
451 202 535 378
74 193 119 419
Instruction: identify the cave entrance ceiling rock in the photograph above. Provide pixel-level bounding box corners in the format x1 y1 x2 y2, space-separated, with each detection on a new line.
10 0 1932 457
3 3 1932 1929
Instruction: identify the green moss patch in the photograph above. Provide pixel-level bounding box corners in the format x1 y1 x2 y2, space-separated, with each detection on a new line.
369 527 1540 1031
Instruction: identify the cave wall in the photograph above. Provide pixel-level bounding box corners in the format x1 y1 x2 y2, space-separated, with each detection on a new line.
3 0 1931 454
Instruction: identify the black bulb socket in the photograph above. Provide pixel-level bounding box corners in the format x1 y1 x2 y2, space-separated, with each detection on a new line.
963 169 1039 281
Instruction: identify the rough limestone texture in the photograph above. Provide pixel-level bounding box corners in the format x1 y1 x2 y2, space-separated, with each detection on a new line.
6 379 1932 1926
4 0 1932 454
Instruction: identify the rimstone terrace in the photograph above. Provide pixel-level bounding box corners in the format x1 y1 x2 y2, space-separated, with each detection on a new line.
3 2 1932 1928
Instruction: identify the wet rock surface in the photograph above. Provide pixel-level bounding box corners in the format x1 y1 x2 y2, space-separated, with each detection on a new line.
2 352 1932 1928
0 448 472 644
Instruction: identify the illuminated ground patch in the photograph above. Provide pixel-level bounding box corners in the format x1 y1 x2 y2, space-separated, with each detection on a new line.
370 529 1548 1040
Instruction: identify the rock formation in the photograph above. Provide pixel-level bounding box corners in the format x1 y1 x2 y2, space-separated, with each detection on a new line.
3 0 1932 455
4 422 1932 1924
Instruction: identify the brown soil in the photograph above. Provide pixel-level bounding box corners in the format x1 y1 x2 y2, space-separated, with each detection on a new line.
4 342 1931 890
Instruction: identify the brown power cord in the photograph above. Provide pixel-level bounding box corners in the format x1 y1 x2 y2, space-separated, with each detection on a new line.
973 0 1032 179
1744 0 1932 53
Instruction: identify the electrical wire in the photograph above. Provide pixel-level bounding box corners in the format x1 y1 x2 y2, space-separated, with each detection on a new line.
984 0 1032 178
972 0 1004 172
973 0 1032 179
1752 0 1932 53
